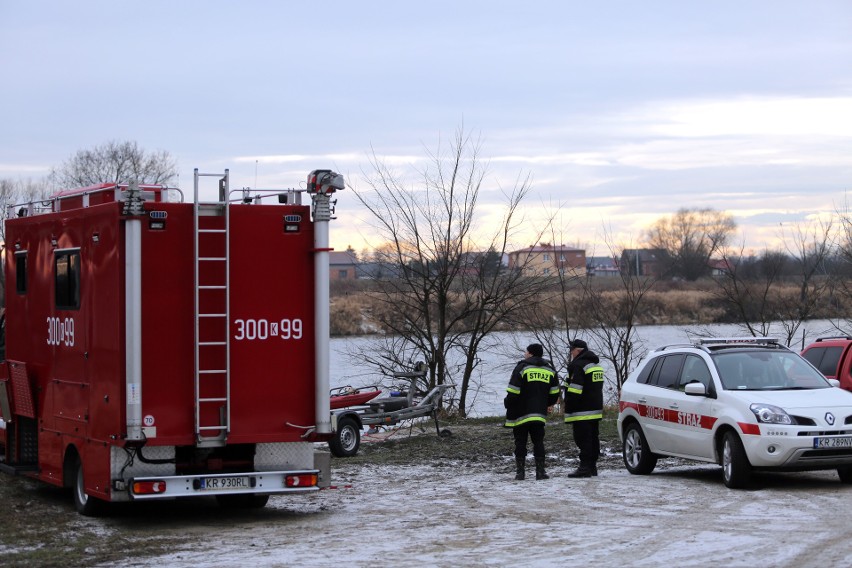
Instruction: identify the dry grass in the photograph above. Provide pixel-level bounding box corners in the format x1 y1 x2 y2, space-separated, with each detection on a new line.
636 288 726 324
330 278 846 335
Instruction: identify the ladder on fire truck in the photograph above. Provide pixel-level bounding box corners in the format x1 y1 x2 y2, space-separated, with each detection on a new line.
192 169 231 447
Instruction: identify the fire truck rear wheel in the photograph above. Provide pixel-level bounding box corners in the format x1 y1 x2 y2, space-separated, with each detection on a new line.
72 459 107 516
329 416 361 457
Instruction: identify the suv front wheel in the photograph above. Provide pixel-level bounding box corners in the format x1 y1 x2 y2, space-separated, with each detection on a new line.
721 430 752 489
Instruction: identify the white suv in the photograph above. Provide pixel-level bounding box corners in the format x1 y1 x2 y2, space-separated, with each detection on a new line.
617 337 852 488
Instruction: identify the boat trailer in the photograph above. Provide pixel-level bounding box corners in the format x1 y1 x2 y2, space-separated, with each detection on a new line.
328 363 452 457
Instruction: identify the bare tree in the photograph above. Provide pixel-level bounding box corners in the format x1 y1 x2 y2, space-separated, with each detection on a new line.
349 127 554 416
519 231 584 381
714 218 837 346
574 231 655 397
1 178 51 241
522 268 578 382
715 244 788 338
775 218 836 345
646 207 736 281
0 177 51 301
49 140 178 188
830 198 852 334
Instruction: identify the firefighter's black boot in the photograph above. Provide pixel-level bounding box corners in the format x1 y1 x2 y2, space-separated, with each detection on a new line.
568 462 595 478
514 458 525 480
535 458 549 480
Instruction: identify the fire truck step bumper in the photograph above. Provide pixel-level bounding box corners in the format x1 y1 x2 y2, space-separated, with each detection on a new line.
127 469 320 500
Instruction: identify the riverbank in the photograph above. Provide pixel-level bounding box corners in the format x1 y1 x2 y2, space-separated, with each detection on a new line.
328 278 847 336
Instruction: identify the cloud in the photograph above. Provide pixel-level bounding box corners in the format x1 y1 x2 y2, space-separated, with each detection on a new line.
234 153 424 167
490 153 611 167
651 97 852 138
0 163 49 175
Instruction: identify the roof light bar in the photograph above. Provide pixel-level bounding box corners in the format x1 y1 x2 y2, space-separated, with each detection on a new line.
697 337 779 345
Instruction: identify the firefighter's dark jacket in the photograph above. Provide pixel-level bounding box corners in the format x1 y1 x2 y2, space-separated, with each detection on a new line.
563 348 604 422
504 356 560 428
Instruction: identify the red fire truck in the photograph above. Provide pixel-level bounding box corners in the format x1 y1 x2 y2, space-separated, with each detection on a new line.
0 168 344 515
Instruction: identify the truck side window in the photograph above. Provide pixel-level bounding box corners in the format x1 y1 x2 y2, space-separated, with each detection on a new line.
15 251 27 294
804 346 842 377
801 347 824 368
55 250 81 310
818 347 842 376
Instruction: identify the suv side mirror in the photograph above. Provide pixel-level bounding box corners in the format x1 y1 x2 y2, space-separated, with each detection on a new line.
684 382 708 397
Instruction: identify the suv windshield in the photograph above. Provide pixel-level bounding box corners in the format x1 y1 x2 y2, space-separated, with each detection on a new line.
712 350 830 391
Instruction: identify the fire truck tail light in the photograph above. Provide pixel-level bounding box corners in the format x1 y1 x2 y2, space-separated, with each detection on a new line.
285 474 317 488
132 480 167 495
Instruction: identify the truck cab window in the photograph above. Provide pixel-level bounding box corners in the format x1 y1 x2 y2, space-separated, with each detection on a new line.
55 250 81 310
15 251 27 294
803 346 842 376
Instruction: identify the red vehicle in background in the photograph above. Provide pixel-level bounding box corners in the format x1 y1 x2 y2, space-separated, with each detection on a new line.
0 168 344 515
801 336 852 391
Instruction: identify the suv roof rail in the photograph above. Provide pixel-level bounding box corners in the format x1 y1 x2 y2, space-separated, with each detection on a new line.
654 343 695 352
814 336 852 342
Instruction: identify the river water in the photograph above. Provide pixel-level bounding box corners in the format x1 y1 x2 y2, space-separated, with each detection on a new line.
328 319 839 417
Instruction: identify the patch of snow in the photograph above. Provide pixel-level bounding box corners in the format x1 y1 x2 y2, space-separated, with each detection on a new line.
127 462 852 567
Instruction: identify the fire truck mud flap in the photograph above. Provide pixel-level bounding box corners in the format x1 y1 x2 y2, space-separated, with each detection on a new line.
128 470 320 499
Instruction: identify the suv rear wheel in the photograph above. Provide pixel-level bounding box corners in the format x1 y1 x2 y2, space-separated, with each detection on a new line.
622 421 658 475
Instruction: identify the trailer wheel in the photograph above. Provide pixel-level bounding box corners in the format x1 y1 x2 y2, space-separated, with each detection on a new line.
216 494 270 509
72 459 107 516
329 416 361 457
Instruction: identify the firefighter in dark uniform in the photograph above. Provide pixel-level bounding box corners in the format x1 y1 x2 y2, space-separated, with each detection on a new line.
563 338 604 478
504 343 561 480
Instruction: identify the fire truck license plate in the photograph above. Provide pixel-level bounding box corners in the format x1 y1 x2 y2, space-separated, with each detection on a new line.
200 476 252 491
813 436 852 449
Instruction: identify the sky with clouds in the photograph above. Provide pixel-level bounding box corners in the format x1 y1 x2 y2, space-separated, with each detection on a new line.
2 1 851 254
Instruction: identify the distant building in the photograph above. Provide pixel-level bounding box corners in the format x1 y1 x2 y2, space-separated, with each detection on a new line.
708 258 733 276
329 250 358 281
587 256 620 277
356 261 401 280
507 244 586 277
458 249 504 277
620 249 669 278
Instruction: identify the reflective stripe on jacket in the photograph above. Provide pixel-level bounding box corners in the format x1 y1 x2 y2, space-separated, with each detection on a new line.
563 352 604 423
504 357 560 428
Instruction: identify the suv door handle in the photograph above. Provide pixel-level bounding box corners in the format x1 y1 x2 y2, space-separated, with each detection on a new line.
669 403 679 409
638 397 647 404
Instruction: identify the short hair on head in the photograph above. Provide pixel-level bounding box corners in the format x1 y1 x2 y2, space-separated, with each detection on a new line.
526 343 543 358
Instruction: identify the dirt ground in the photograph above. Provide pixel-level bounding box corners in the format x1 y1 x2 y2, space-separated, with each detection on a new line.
2 421 851 567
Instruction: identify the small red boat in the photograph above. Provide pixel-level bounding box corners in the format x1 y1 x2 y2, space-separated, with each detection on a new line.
329 386 381 409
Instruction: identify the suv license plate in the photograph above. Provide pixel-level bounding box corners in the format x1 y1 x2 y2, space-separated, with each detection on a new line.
813 436 852 449
200 476 253 491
